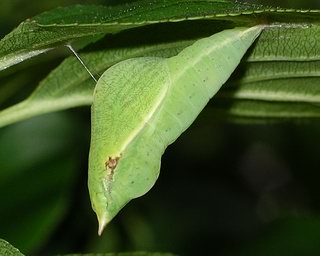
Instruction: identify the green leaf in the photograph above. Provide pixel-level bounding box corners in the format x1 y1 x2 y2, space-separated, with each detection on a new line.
2 23 320 126
0 239 24 256
1 2 320 127
0 37 196 128
61 253 175 256
1 0 320 70
213 24 320 120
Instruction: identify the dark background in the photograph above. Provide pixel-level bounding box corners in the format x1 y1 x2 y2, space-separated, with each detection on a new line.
0 0 320 255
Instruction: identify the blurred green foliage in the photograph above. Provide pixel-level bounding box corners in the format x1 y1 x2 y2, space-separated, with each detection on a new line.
1 0 320 256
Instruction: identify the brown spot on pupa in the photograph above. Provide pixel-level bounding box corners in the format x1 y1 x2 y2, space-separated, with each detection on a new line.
105 156 120 171
105 155 121 183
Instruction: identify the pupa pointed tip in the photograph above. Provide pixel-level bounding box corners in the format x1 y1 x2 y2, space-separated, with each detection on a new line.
97 214 108 236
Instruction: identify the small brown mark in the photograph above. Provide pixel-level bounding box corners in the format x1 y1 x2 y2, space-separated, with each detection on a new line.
105 156 120 172
106 156 120 170
105 155 121 183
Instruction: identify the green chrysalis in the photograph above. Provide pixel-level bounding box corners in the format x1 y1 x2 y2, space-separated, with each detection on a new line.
88 26 263 234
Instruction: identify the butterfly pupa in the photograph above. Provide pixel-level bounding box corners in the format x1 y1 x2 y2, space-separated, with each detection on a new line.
88 25 263 235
